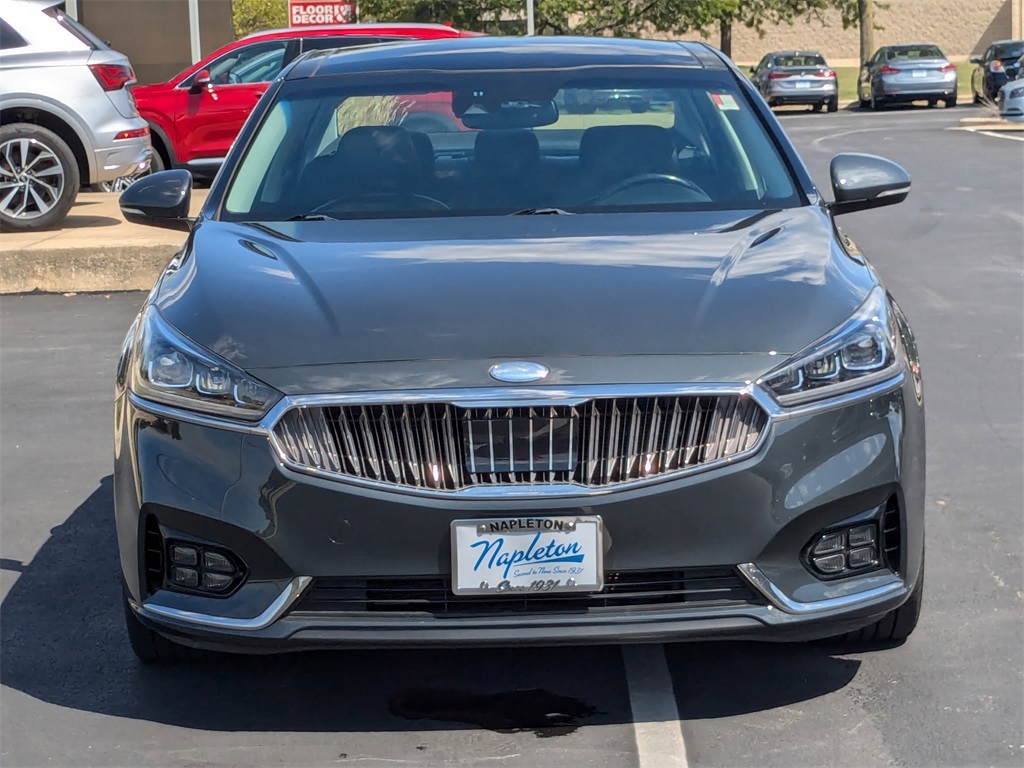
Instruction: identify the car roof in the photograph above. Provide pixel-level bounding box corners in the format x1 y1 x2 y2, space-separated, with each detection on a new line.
289 36 723 80
240 22 470 41
770 50 824 57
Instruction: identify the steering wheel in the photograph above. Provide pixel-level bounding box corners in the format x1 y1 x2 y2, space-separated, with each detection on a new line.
310 192 451 215
589 173 710 205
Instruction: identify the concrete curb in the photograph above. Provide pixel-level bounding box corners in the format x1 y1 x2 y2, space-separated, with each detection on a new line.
957 116 1024 130
0 245 174 294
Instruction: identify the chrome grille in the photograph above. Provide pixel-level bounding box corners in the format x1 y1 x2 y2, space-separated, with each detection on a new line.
273 395 768 492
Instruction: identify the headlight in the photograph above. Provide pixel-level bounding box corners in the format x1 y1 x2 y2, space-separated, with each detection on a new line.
763 288 901 406
129 306 281 421
1009 86 1024 99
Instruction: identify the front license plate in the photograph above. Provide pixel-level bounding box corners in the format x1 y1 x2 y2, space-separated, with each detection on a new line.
450 516 603 596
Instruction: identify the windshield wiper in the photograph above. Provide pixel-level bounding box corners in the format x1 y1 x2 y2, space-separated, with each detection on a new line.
510 207 573 216
286 213 338 221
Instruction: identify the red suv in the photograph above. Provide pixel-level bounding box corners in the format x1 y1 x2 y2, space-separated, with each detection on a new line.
131 24 472 179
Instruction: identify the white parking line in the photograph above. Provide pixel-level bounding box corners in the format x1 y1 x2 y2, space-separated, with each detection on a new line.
975 130 1024 142
622 644 689 768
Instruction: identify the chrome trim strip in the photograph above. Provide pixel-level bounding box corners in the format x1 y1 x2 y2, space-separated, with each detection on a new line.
736 563 905 615
128 392 269 434
137 576 312 631
768 372 905 421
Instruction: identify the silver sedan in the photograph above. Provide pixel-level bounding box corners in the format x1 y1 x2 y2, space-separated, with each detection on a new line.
858 44 958 109
751 51 838 112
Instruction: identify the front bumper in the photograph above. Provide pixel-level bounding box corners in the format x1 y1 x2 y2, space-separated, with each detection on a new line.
114 376 925 651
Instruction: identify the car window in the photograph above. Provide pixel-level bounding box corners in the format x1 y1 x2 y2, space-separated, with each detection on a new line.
300 36 384 53
43 8 109 50
887 45 944 60
774 54 826 67
994 42 1024 60
0 19 27 49
207 41 288 85
223 71 802 222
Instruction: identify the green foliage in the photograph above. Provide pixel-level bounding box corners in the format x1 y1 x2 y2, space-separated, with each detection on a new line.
233 0 288 38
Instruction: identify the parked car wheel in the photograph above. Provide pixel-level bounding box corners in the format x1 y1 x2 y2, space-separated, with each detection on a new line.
829 548 924 646
827 98 839 113
94 150 164 193
0 123 79 231
870 91 885 110
945 94 957 108
123 589 206 664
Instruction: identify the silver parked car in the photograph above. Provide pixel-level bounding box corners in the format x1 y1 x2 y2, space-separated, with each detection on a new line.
858 44 958 110
0 0 151 230
997 54 1024 122
750 50 838 112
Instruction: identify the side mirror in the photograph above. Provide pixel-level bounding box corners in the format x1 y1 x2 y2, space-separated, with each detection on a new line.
190 69 212 93
828 153 910 216
749 66 757 74
119 169 194 231
969 57 982 65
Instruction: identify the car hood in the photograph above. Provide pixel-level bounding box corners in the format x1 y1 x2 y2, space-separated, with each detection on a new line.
154 207 875 389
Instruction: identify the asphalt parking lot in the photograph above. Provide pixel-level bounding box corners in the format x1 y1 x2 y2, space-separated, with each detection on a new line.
1 106 1022 767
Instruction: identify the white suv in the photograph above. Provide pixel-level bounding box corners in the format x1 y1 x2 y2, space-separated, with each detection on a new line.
0 0 151 230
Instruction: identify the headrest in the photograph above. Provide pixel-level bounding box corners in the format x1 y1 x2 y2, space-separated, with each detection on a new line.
473 129 541 173
335 125 422 190
579 125 676 178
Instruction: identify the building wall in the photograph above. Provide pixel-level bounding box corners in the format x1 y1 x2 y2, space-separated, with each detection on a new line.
78 0 234 84
687 0 1016 64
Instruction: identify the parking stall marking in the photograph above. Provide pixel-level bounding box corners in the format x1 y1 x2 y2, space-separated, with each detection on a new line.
623 644 689 768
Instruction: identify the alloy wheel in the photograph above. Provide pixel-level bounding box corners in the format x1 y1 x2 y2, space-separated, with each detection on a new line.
0 137 65 221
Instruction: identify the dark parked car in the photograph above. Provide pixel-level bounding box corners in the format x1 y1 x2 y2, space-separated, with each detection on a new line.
970 39 1024 103
115 37 925 662
750 50 838 112
858 44 957 109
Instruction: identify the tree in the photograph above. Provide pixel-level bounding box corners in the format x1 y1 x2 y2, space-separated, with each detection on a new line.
830 0 887 64
233 0 287 37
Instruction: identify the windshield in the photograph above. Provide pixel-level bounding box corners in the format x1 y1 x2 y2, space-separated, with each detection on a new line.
223 71 801 221
994 42 1024 60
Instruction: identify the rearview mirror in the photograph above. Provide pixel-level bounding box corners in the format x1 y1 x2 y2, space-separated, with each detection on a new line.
828 153 910 216
190 69 212 93
459 100 559 130
119 170 194 231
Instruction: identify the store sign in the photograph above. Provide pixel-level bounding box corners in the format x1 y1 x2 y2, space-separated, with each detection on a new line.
289 1 356 26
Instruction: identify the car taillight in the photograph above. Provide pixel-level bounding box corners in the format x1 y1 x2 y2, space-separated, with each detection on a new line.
990 60 1005 73
767 72 792 80
880 65 901 74
114 127 149 140
89 63 135 91
939 63 956 72
815 69 837 78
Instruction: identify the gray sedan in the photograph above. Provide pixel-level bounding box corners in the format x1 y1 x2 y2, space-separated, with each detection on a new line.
113 37 925 662
751 50 838 112
858 44 958 109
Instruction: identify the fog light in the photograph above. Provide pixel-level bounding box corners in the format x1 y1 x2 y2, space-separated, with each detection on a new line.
848 546 879 569
202 572 235 591
807 521 882 578
164 539 244 596
848 525 876 547
814 553 846 573
202 551 235 573
170 544 198 566
171 566 199 588
813 532 845 555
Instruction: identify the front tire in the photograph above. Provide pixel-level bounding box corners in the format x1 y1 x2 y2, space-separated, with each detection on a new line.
0 123 79 231
123 590 204 664
830 551 924 646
